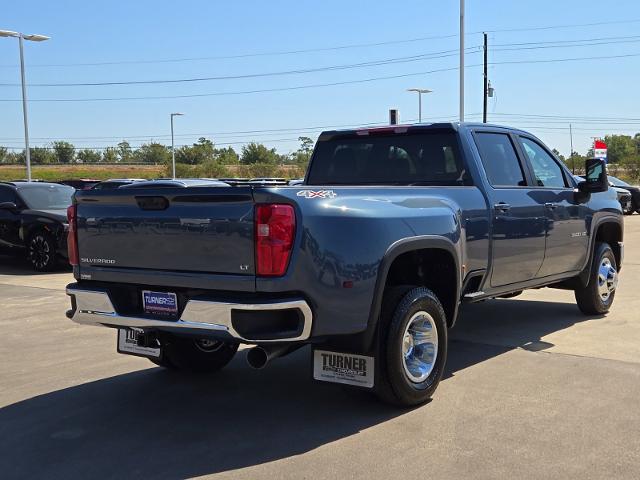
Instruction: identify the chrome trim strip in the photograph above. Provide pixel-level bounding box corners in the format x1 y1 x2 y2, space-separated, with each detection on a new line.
66 287 313 342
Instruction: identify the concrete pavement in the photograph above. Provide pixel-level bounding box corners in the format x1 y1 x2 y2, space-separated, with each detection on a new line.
1 218 640 479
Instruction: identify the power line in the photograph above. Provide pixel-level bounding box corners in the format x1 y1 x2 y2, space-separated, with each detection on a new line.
2 18 639 68
4 34 640 89
2 49 638 103
0 65 480 102
0 48 473 88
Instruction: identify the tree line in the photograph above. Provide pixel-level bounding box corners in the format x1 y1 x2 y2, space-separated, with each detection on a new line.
555 133 640 179
0 136 315 179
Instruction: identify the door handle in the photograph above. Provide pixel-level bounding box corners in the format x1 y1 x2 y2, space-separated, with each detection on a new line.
494 202 511 212
544 203 559 210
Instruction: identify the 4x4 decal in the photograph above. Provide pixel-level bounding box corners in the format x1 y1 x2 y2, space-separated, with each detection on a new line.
296 190 337 199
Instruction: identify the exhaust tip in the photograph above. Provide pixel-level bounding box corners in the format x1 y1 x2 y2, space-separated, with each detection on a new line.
247 347 269 369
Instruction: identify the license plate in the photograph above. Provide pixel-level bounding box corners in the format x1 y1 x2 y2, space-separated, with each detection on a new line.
117 329 161 359
142 290 178 315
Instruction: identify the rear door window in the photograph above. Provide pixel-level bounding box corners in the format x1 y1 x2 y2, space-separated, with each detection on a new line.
306 132 469 186
474 133 527 187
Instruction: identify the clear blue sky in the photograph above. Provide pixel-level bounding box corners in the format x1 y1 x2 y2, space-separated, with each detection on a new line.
1 0 639 156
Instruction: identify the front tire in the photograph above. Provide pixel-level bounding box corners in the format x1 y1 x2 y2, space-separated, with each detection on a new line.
27 231 58 272
574 242 618 315
154 336 239 373
376 287 448 407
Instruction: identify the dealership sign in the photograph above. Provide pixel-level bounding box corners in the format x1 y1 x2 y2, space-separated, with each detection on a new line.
594 140 607 162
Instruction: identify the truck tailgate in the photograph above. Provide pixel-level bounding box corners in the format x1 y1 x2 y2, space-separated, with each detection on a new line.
75 187 255 275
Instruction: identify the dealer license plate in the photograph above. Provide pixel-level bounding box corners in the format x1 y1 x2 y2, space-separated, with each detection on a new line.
142 290 178 315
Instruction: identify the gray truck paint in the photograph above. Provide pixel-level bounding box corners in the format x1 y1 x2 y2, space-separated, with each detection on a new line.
69 123 623 341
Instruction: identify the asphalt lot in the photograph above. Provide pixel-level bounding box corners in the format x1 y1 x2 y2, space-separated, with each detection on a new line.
1 218 640 479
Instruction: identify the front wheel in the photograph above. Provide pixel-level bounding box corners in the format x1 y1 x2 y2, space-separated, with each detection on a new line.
574 242 618 315
376 287 448 407
153 336 239 373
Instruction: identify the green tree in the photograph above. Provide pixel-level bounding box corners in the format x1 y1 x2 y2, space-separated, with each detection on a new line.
551 148 565 162
603 135 636 164
289 136 315 167
134 142 171 164
76 148 102 164
117 140 133 162
29 147 56 165
52 141 75 164
214 146 239 164
0 146 8 164
240 142 280 165
103 147 118 163
176 137 215 165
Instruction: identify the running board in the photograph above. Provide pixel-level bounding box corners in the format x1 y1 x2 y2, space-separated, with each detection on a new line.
463 291 486 302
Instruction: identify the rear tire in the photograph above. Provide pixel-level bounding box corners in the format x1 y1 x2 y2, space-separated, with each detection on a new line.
156 336 239 373
574 242 618 315
375 287 448 407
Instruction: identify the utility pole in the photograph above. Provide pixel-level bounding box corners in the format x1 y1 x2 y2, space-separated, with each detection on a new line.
569 123 575 174
459 0 465 122
483 32 488 123
170 112 184 179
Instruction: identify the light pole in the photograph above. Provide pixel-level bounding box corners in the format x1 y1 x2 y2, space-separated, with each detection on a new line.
406 88 432 123
170 113 184 179
0 30 50 182
459 0 465 122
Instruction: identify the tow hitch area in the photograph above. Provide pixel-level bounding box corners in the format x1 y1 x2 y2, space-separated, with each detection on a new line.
312 349 374 388
117 329 161 359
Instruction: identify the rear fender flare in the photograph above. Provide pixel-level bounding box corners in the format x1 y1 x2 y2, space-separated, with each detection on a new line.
362 236 461 351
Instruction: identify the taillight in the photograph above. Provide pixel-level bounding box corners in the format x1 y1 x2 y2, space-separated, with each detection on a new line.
255 204 295 277
67 205 79 266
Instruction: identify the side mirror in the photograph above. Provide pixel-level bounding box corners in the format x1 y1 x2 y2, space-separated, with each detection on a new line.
578 158 608 194
0 201 18 212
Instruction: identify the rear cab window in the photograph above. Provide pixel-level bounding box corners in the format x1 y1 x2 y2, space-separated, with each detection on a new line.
306 130 471 186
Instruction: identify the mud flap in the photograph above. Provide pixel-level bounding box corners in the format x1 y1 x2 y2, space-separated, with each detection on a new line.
312 348 375 388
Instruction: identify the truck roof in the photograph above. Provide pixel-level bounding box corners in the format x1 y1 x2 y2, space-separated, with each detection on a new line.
317 121 532 140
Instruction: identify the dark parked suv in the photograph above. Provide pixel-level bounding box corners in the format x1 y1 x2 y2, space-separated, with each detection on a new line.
0 181 74 271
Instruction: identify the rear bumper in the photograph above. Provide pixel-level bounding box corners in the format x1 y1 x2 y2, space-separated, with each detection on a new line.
66 285 313 343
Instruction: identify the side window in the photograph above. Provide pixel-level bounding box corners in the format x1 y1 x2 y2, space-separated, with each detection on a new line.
0 186 17 204
474 133 526 187
519 137 567 188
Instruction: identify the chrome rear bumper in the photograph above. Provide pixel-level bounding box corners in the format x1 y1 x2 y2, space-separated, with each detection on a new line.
66 286 313 342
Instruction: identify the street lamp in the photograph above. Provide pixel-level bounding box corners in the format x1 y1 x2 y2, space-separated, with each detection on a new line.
406 88 432 123
0 30 50 182
170 113 184 179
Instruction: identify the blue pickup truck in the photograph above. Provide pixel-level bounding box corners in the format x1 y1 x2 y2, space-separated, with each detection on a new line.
65 123 622 406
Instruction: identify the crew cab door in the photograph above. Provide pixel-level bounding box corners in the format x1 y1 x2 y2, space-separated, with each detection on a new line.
516 135 589 276
474 132 546 287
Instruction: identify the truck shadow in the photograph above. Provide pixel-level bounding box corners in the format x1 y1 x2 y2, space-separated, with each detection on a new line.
0 253 71 275
0 297 600 479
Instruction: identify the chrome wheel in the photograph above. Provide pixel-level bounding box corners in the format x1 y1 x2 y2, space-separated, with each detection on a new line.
29 235 51 270
597 257 618 301
194 338 224 353
401 311 439 383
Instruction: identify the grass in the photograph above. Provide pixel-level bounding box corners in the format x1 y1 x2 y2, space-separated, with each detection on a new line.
0 164 164 182
0 163 306 182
